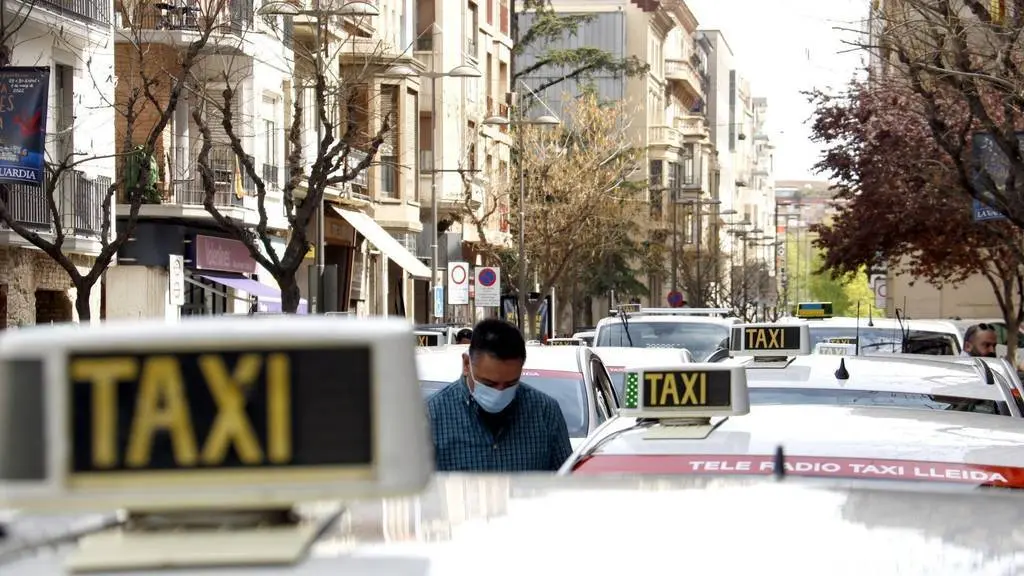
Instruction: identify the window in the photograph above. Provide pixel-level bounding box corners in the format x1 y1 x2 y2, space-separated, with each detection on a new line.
407 88 418 199
54 64 74 165
467 122 477 171
262 95 279 188
467 2 479 57
595 322 730 362
746 388 1009 417
379 85 399 199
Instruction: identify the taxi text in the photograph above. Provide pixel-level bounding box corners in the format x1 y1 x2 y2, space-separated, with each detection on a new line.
681 457 1009 484
417 334 440 346
70 352 292 471
642 370 731 408
743 326 800 351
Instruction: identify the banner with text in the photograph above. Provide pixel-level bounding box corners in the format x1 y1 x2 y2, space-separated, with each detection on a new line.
0 67 49 186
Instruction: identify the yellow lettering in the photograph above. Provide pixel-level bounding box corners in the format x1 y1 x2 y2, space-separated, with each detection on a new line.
754 329 768 349
199 354 264 465
644 372 662 405
659 373 680 406
769 328 783 348
72 357 138 469
126 356 198 468
266 353 292 463
680 372 706 405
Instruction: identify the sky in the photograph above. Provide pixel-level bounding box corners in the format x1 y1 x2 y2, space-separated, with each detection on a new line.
684 0 868 181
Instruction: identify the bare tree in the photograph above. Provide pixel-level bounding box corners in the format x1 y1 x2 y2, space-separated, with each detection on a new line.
502 93 643 337
193 13 398 312
0 0 218 321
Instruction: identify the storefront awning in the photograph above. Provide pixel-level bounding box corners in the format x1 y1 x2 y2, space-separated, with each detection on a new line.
332 207 431 279
197 274 309 314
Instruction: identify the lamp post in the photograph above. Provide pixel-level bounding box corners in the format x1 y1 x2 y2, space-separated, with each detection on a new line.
258 0 379 314
385 49 481 322
483 81 560 331
712 208 737 304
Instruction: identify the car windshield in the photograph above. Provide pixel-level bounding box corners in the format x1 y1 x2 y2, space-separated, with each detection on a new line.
749 387 1009 416
808 327 961 355
420 371 589 437
595 322 729 360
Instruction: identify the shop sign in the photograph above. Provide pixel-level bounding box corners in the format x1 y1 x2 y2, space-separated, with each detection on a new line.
194 235 256 274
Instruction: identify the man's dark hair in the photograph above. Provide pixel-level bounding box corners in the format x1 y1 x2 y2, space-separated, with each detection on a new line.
456 328 473 341
469 319 527 361
965 323 996 344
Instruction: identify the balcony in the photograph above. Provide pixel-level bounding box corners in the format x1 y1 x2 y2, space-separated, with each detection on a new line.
36 0 110 25
116 0 253 49
675 115 709 138
417 151 483 211
665 58 702 100
0 170 111 254
648 125 683 149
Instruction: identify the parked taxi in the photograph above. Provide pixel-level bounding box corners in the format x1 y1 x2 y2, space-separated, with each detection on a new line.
786 302 963 355
559 334 1024 479
592 304 737 361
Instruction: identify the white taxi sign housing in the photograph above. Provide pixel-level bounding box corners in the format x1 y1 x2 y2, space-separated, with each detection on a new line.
0 316 432 512
730 323 812 357
620 363 749 419
815 342 857 356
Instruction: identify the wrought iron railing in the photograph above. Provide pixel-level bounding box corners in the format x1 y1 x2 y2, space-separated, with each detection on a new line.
160 145 256 206
120 0 253 34
36 0 109 24
0 170 110 238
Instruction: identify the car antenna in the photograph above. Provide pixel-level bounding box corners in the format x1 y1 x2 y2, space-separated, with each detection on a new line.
835 357 850 380
618 305 634 347
855 301 861 356
867 301 874 327
773 445 786 479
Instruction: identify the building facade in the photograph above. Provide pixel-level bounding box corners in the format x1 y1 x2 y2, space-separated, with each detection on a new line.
0 1 114 327
414 0 513 323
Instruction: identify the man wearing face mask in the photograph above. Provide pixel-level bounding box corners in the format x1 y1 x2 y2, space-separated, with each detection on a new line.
427 318 573 472
963 323 998 358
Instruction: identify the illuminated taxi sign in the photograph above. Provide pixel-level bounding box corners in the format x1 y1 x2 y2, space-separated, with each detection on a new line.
415 331 442 346
620 364 749 418
547 338 583 346
815 342 857 356
611 303 643 315
0 316 432 511
796 302 834 319
825 336 856 345
729 323 811 357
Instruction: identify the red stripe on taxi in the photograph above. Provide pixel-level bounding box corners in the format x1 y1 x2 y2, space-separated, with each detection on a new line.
571 455 1024 487
520 369 582 379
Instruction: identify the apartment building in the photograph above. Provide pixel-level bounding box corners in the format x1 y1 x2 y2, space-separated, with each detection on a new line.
106 0 297 319
0 1 114 326
520 0 716 310
413 0 512 322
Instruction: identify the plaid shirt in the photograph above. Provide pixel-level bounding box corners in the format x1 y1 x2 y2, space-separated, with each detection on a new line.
427 377 574 472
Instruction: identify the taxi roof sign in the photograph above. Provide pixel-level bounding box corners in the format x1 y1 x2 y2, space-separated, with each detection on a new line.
619 363 749 419
415 330 443 346
816 342 857 356
796 301 834 319
609 306 732 317
730 323 812 357
0 316 432 512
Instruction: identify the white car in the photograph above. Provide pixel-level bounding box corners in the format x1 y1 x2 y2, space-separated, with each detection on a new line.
784 315 964 355
572 330 595 345
593 306 736 361
416 345 619 448
560 360 1024 479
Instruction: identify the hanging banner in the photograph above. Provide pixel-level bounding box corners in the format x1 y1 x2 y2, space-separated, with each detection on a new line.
0 67 50 186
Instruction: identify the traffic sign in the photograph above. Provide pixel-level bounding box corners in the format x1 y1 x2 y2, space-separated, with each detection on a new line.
870 274 887 310
448 262 470 305
776 244 786 257
475 266 500 307
667 290 684 307
433 285 444 318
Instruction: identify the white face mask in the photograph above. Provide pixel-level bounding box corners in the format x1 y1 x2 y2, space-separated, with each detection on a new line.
468 365 519 413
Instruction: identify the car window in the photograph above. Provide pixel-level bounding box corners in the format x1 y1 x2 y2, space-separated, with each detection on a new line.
606 367 626 401
809 327 961 355
419 372 590 437
749 387 1010 416
589 357 618 420
595 322 729 360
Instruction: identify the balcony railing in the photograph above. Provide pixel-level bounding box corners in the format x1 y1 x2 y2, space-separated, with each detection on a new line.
675 115 708 136
139 145 257 207
649 125 683 148
120 0 253 34
0 170 110 239
37 0 110 24
665 59 702 94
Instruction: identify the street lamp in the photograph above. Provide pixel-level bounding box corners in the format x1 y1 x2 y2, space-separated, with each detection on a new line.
385 56 481 323
483 81 560 331
258 0 380 314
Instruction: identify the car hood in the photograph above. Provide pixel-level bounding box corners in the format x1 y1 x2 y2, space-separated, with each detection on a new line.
4 475 1024 574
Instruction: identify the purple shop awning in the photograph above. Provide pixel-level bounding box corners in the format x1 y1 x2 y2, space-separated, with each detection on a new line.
197 274 309 314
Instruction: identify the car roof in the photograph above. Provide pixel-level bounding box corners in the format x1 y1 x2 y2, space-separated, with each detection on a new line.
726 354 1002 401
416 346 585 381
590 347 692 367
800 317 962 334
584 404 1024 465
6 474 1024 574
595 315 735 328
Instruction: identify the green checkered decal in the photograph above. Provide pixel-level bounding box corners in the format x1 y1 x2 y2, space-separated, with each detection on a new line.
624 372 639 408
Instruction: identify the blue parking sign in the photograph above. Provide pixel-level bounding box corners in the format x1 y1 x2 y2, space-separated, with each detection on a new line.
433 286 444 318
